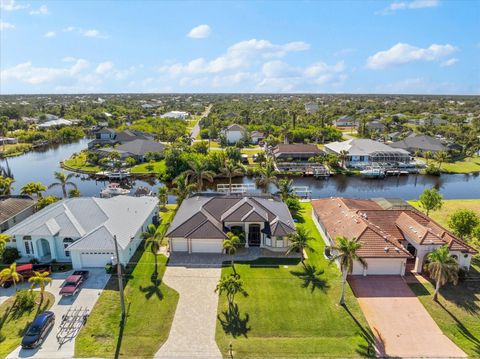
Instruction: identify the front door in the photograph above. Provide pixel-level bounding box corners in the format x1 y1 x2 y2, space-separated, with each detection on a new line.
248 224 261 247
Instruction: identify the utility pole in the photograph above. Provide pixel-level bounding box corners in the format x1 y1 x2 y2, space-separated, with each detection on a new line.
113 235 126 321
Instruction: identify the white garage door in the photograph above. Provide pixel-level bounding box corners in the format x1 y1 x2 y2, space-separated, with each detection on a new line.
366 259 404 275
80 251 114 268
171 238 188 252
191 238 223 253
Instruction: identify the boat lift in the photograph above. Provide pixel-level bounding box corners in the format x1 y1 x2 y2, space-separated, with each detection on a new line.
217 183 257 194
56 307 90 345
292 186 312 199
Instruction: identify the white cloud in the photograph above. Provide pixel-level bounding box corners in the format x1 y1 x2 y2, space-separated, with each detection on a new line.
29 4 48 15
440 58 459 67
81 29 109 39
0 21 15 30
62 26 77 32
367 43 457 69
62 56 76 62
187 24 211 39
96 61 114 74
0 0 28 11
378 0 439 14
44 31 56 38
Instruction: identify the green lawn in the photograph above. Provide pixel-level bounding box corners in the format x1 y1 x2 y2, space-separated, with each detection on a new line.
215 202 373 358
0 291 55 358
129 160 166 175
409 268 480 357
62 152 102 173
75 206 179 358
418 156 480 174
408 199 480 230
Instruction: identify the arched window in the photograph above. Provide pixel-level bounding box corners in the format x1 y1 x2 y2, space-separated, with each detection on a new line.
63 238 74 257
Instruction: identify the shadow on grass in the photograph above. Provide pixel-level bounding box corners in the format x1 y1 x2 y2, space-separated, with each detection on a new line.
217 303 251 339
343 304 379 358
290 264 330 293
114 317 126 359
139 277 164 300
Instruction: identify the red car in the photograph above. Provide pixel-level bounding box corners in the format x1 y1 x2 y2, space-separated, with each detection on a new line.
59 270 89 296
2 264 51 288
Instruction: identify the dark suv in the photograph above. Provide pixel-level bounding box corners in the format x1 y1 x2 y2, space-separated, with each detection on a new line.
21 311 55 349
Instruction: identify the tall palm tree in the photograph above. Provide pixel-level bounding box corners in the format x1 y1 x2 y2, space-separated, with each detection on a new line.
21 182 47 199
424 151 432 165
142 224 162 275
0 234 9 256
0 262 23 292
48 171 77 198
171 174 196 205
339 150 349 168
427 246 459 302
183 160 216 191
330 236 367 305
286 227 315 266
276 178 295 201
215 274 248 308
221 160 244 193
28 271 52 303
256 158 278 193
223 232 241 273
157 186 168 209
434 151 449 170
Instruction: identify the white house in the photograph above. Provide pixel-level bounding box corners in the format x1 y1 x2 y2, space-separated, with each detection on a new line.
161 111 190 120
222 124 246 145
5 196 158 269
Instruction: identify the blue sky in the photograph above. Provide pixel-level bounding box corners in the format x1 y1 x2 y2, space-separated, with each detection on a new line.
0 0 479 94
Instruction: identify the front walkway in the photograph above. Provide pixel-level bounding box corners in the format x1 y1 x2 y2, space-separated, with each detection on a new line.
349 276 467 358
7 268 109 359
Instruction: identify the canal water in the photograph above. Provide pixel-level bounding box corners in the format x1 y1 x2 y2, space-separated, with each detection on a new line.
2 138 479 200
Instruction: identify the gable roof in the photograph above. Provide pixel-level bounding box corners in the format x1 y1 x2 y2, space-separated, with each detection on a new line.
116 139 165 157
272 144 323 156
225 124 246 132
0 196 36 224
325 139 410 156
166 194 295 239
390 134 448 152
6 196 157 251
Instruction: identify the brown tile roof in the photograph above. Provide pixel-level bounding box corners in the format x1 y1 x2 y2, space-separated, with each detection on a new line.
273 143 323 155
0 196 35 224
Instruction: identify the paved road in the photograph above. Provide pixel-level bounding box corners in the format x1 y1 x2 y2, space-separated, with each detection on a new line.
190 104 212 141
155 254 222 359
349 276 466 358
7 268 109 359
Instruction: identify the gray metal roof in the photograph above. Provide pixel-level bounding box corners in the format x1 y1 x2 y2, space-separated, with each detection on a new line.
0 196 35 224
116 139 165 157
390 135 447 153
6 196 157 250
325 139 410 156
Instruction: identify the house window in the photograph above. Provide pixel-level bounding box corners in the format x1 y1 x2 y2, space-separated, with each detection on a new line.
23 236 33 254
24 241 31 254
63 237 74 257
451 254 459 262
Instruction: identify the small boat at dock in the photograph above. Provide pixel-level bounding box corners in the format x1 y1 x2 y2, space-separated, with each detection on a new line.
100 183 131 198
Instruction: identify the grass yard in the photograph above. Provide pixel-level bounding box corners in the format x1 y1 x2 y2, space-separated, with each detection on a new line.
75 206 179 358
130 160 166 175
418 156 480 174
408 269 480 357
62 152 102 173
408 199 480 230
0 291 55 358
215 202 373 358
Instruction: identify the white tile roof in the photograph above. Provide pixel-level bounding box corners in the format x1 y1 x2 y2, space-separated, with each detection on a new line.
6 196 158 251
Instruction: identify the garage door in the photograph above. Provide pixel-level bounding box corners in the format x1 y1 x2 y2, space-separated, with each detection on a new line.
366 259 404 275
80 251 114 268
171 238 188 252
191 238 223 253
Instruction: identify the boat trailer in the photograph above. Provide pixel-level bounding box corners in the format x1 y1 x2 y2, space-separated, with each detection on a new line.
56 307 90 345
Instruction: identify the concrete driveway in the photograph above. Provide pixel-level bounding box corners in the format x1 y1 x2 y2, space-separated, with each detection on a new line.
7 268 109 359
349 276 467 358
155 254 222 359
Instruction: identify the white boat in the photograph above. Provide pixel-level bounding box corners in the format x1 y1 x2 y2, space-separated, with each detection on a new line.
360 168 385 178
100 183 131 198
107 171 130 180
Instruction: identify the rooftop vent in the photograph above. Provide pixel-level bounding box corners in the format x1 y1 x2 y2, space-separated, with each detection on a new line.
384 247 389 252
395 248 400 253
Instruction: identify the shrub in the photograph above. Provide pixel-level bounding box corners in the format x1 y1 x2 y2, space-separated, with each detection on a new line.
2 247 20 264
105 262 113 274
285 196 301 216
424 164 441 176
15 290 35 311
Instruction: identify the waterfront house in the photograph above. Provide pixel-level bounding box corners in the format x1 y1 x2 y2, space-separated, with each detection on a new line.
0 195 36 233
5 196 158 269
96 139 165 162
312 197 476 275
271 143 323 162
390 134 448 155
88 129 154 149
166 193 296 253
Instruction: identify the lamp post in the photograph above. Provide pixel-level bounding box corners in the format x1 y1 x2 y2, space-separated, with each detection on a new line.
113 235 126 321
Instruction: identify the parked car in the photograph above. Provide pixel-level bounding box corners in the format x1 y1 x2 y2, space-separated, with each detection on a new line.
59 270 89 296
21 311 55 349
2 264 51 288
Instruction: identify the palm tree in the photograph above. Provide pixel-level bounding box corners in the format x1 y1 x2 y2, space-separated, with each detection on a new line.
21 182 47 199
424 151 432 165
286 227 315 266
171 174 196 205
28 271 52 303
0 234 9 255
276 178 294 201
0 176 14 196
223 232 241 273
339 150 349 168
427 246 459 302
221 160 244 193
157 186 168 209
330 236 367 305
256 158 278 193
215 274 248 308
142 224 162 275
0 262 23 292
183 160 216 191
434 151 449 170
48 171 77 198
